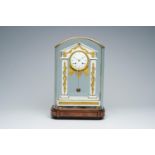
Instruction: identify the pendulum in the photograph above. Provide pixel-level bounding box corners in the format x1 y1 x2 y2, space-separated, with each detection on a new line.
76 70 81 92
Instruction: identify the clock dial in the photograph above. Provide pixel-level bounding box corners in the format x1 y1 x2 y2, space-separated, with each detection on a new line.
70 51 88 71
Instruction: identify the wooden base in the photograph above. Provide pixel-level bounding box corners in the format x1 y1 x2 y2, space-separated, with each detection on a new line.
51 105 105 120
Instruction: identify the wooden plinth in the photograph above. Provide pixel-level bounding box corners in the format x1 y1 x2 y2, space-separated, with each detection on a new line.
51 105 105 119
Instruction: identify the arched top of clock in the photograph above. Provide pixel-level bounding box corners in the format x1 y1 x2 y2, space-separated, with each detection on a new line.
55 36 105 48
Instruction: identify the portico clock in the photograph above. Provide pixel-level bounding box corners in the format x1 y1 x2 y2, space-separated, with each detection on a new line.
51 37 105 119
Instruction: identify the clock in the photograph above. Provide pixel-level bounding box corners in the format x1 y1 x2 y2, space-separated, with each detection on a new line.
70 51 89 71
51 37 105 119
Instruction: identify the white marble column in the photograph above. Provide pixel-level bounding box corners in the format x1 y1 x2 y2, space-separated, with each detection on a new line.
61 59 68 97
89 59 97 98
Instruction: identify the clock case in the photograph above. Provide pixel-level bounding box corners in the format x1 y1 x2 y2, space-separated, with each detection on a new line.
51 37 105 119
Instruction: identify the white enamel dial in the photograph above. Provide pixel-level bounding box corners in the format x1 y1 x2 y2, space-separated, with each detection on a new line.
70 51 88 71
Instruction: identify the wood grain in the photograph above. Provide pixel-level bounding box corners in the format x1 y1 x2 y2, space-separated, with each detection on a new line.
51 105 105 120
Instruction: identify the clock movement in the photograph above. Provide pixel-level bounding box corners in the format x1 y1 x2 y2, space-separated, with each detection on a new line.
51 37 105 119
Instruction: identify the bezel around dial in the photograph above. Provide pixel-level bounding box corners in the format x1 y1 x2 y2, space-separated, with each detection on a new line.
69 50 89 71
